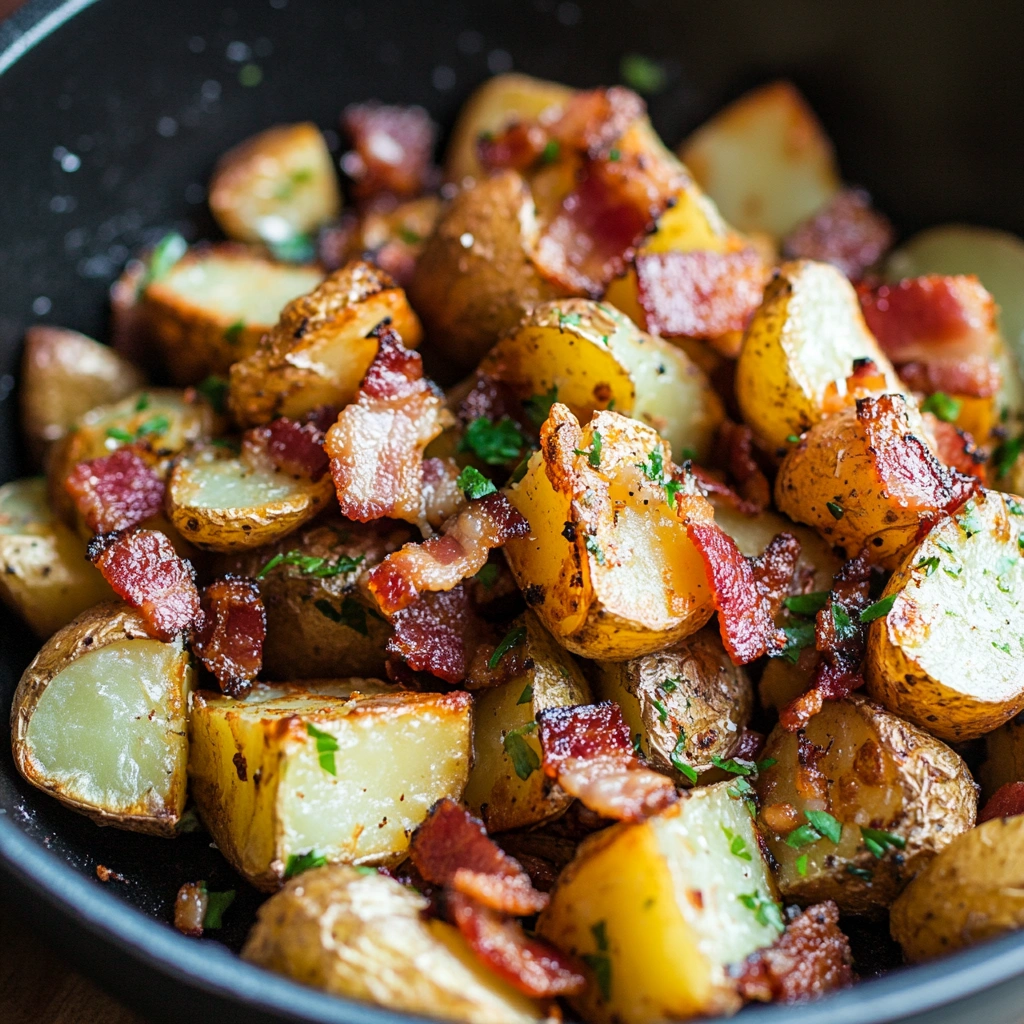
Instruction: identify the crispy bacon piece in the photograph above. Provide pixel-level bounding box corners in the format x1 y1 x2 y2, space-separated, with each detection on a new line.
716 420 771 511
896 357 1001 400
64 446 166 534
927 416 986 480
242 407 334 481
538 702 678 822
795 734 830 803
193 576 266 696
88 529 200 641
735 902 853 1003
731 728 766 764
420 456 466 527
325 323 452 525
368 492 528 614
782 188 894 279
635 248 768 340
409 799 548 915
689 466 762 517
341 102 436 202
978 782 1024 824
477 121 548 173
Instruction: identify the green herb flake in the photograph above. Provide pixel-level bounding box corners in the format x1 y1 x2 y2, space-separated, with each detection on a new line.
847 865 873 881
306 722 339 776
135 393 150 412
778 620 816 663
652 697 669 724
632 732 644 756
503 721 540 780
397 226 422 245
541 139 560 164
756 757 777 772
459 417 526 465
620 53 667 95
523 385 558 427
786 434 801 444
831 601 858 640
582 920 612 1000
284 849 328 879
795 854 809 877
456 465 497 500
670 732 698 784
737 891 785 933
558 311 583 329
860 826 906 859
258 550 365 580
921 391 962 423
269 232 315 263
993 435 1023 479
136 414 170 437
314 596 373 636
722 825 753 861
805 809 842 844
936 540 955 554
914 556 940 577
638 447 665 483
475 563 500 589
517 683 534 706
956 501 983 538
785 823 822 849
142 231 188 291
202 889 236 929
105 426 134 443
859 595 896 623
585 534 606 565
710 755 755 777
1007 497 1024 516
576 430 603 467
489 625 527 670
608 148 620 162
784 591 829 616
826 501 845 520
224 319 246 346
197 375 229 414
994 640 1012 654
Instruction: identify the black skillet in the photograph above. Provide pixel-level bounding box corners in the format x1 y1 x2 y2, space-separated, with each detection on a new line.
2 0 1024 1021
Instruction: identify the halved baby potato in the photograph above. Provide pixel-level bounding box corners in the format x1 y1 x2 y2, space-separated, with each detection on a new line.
166 445 334 552
243 865 545 1023
503 406 714 660
208 122 341 245
865 490 1024 741
0 478 112 636
10 601 193 836
735 259 904 453
188 682 472 890
538 781 781 1024
756 695 977 915
464 609 591 833
595 626 752 783
228 259 422 428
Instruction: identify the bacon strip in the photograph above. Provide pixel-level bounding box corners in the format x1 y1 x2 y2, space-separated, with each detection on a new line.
735 902 853 1004
635 248 768 340
65 447 166 534
978 782 1024 824
193 576 266 696
368 492 529 614
927 417 986 481
341 102 436 202
242 407 334 481
538 702 677 822
325 323 452 525
88 529 200 641
716 420 771 511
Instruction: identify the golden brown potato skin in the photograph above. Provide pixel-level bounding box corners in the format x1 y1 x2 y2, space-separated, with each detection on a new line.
890 816 1024 963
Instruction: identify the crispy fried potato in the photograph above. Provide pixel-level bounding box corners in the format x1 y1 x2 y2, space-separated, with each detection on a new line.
865 491 1024 741
595 626 752 783
480 299 724 462
538 781 781 1024
188 682 472 890
890 816 1024 963
141 244 325 383
504 406 714 659
409 170 566 370
227 260 422 427
978 713 1024 800
20 326 145 465
736 260 904 453
679 81 840 239
208 122 341 244
166 445 334 552
756 696 977 915
243 865 545 1022
464 609 591 832
10 601 192 836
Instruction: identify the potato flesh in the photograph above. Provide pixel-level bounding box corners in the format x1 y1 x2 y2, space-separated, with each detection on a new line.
24 638 190 821
174 452 310 508
538 783 780 1023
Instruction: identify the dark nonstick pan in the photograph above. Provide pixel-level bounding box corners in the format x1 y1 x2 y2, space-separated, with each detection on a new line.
2 1 1024 1021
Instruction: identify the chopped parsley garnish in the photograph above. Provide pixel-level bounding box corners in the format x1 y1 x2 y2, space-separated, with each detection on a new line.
805 810 843 844
475 563 500 589
269 232 316 263
457 465 498 500
523 385 558 427
785 824 823 849
489 625 527 670
859 595 896 623
993 434 1023 479
710 755 755 777
541 139 561 164
936 540 955 554
670 731 698 784
737 891 785 933
517 683 534 706
575 430 602 467
608 148 620 162
459 417 526 465
503 721 540 780
632 732 644 756
847 865 873 881
197 375 229 413
314 596 375 636
722 825 753 861
795 854 809 877
135 393 150 412
652 697 668 724
585 534 606 565
914 556 940 576
786 434 801 444
105 426 134 443
202 888 236 929
139 231 187 293
638 447 666 483
1007 497 1024 516
784 591 829 616
224 319 246 345
660 679 678 693
284 849 328 878
860 826 906 859
136 414 170 437
956 501 984 537
258 550 364 579
306 722 339 776
831 602 858 641
397 226 422 245
921 391 962 423
582 919 612 1000
757 757 777 772
994 640 1012 654
826 501 845 520
620 53 667 95
727 776 757 817
558 310 583 329
777 620 816 663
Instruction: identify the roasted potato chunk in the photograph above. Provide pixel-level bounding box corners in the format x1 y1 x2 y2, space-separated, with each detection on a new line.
188 682 472 889
595 626 752 783
10 601 192 836
865 490 1024 741
20 326 145 465
227 260 422 427
0 478 112 636
679 81 840 239
480 300 724 462
538 781 781 1024
978 713 1024 800
208 122 341 244
756 696 977 915
243 865 545 1022
735 259 903 453
141 245 325 383
890 815 1024 962
504 406 714 659
464 609 591 832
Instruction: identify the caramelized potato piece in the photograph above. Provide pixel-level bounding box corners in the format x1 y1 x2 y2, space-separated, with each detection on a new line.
978 713 1024 800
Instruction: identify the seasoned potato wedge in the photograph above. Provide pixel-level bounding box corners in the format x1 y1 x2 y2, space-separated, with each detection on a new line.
166 445 334 552
464 610 591 832
228 260 422 427
212 517 412 679
736 259 904 453
409 170 565 370
188 683 472 889
0 478 112 636
891 816 1024 962
756 696 977 915
243 865 545 1023
480 300 724 462
10 601 192 836
865 491 1024 741
679 81 840 239
444 72 574 183
978 713 1024 800
595 626 752 782
504 407 714 659
209 122 341 244
142 245 325 383
20 326 145 465
538 782 781 1024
